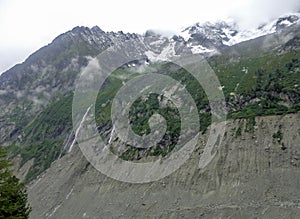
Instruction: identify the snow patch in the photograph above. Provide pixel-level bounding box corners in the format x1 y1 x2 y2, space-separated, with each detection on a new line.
190 45 214 54
179 30 191 41
145 42 177 62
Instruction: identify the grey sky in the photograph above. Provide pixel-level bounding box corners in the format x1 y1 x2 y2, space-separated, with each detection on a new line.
0 0 300 74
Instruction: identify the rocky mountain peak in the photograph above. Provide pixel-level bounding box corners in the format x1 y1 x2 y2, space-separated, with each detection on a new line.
179 19 238 49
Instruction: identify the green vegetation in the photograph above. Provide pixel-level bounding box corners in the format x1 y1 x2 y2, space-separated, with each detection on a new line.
8 94 73 182
245 117 256 133
210 50 300 95
0 147 31 218
214 50 300 120
121 93 181 160
94 64 210 160
6 36 300 180
99 49 299 159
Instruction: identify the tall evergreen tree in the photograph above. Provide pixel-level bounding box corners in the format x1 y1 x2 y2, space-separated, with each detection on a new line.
0 147 31 219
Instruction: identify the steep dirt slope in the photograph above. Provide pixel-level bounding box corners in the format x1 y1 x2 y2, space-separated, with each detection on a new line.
27 113 300 218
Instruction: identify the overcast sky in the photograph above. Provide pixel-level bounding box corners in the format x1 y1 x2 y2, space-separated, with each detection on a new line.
1 0 300 74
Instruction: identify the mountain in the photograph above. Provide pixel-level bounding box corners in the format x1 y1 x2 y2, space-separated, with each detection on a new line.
178 13 300 53
1 11 299 178
0 12 300 218
0 26 142 142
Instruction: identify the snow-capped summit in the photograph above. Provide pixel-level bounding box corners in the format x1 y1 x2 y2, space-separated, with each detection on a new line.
177 13 300 52
143 12 300 59
179 19 238 53
226 13 300 46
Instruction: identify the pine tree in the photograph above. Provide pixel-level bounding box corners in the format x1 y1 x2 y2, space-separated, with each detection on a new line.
0 147 31 219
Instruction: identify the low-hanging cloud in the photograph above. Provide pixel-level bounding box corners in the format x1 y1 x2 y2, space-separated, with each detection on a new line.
230 0 300 29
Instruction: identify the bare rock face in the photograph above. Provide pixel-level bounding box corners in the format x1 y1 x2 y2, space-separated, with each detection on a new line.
28 113 300 218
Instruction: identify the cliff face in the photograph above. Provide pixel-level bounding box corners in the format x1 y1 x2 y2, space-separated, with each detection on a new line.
27 113 300 218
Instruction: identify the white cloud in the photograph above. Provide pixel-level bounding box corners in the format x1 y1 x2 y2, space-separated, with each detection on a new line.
229 0 300 28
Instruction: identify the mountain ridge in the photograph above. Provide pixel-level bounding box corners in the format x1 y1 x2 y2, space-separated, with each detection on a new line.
2 12 300 77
